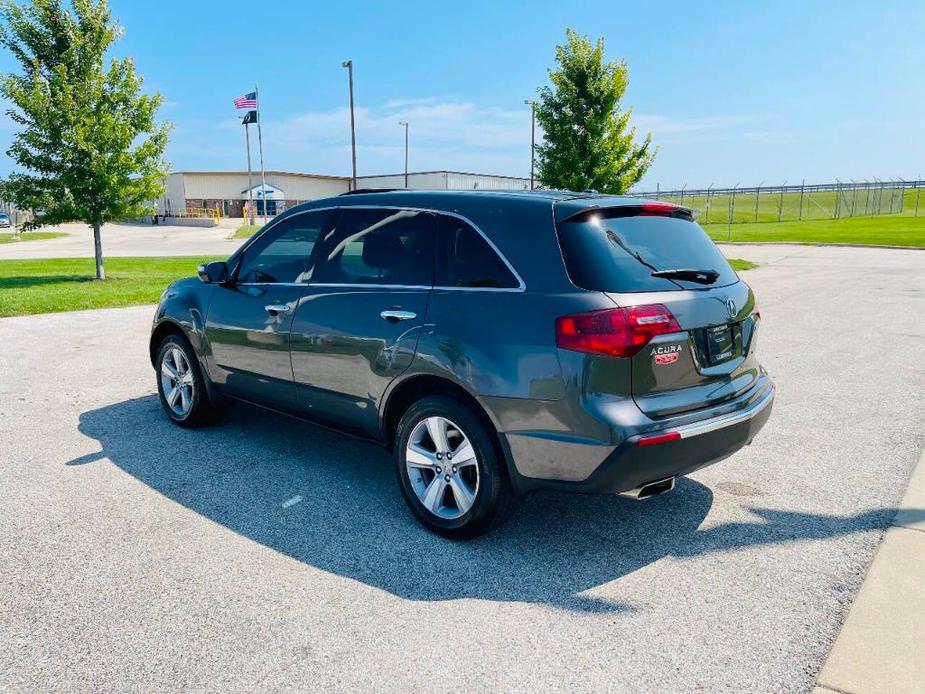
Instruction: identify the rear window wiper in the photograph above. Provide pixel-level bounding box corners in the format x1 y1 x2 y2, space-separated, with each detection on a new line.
650 268 720 285
605 230 659 273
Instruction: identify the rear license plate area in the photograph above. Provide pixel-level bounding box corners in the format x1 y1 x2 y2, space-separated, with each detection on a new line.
706 324 735 364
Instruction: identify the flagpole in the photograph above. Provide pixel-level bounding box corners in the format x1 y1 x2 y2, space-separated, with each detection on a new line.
255 84 268 224
244 120 254 225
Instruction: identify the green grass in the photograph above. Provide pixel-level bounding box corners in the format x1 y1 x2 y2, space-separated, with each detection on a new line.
0 256 220 317
729 259 757 271
658 187 924 225
704 214 925 247
232 224 261 239
0 253 758 318
0 231 67 244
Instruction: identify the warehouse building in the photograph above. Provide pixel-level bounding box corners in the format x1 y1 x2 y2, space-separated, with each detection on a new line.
158 169 531 218
159 170 348 218
354 170 531 192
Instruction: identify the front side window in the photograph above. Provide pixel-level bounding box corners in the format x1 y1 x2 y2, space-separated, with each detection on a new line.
313 208 435 286
236 210 334 284
436 215 520 289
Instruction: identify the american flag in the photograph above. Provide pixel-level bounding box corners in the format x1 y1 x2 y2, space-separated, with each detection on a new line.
233 92 257 110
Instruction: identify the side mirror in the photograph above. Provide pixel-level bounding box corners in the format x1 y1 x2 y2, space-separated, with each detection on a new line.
197 261 229 284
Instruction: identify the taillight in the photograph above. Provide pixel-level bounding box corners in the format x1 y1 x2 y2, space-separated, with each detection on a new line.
555 304 681 358
640 202 679 214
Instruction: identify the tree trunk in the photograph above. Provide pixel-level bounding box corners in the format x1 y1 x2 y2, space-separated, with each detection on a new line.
92 222 105 280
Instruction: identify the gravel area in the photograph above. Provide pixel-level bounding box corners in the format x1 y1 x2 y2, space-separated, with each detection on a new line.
1 244 923 692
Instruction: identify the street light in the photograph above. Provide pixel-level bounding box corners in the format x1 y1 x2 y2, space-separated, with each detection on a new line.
398 120 409 188
342 60 357 190
524 99 536 190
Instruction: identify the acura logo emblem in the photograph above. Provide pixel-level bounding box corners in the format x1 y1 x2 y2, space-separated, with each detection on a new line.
725 298 737 318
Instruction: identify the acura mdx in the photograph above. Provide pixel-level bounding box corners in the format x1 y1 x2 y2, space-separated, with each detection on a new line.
150 190 774 538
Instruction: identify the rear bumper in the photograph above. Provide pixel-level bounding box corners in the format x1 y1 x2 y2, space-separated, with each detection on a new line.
504 379 775 495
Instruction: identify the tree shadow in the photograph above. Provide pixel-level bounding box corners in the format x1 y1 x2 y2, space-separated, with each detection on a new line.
70 396 922 613
0 275 99 290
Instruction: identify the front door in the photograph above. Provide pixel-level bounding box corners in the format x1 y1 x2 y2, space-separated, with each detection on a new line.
290 207 435 434
204 209 335 409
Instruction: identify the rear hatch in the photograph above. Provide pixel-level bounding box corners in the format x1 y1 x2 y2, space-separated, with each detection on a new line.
555 201 762 418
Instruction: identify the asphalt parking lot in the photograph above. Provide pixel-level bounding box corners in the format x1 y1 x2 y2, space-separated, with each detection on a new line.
1 244 924 692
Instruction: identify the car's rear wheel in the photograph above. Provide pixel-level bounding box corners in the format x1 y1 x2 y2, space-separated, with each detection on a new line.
155 334 213 427
395 395 514 539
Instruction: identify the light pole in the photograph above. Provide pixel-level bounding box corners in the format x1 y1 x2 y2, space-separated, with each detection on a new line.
342 60 357 190
398 120 409 188
524 99 536 190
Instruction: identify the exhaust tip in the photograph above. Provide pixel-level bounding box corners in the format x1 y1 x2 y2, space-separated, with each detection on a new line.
620 476 676 500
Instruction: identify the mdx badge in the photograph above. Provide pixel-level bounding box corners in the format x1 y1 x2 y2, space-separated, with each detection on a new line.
651 343 682 365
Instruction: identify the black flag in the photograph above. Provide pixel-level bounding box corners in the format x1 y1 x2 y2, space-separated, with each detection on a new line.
242 110 258 124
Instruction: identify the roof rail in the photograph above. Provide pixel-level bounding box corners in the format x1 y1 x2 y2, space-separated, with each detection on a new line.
339 188 400 196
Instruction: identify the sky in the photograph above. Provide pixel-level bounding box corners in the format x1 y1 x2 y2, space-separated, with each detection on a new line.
0 0 923 191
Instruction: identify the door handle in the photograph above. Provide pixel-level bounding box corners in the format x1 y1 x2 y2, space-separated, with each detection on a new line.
265 303 292 316
380 310 417 323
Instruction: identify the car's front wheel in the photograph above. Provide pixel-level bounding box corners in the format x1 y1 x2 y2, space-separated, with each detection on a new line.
395 395 515 539
155 334 214 427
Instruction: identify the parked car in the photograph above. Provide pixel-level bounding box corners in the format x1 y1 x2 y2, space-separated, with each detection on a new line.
150 190 774 538
0 213 10 228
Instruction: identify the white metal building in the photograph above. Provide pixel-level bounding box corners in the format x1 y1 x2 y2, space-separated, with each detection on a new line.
159 169 532 219
159 171 350 218
355 170 531 191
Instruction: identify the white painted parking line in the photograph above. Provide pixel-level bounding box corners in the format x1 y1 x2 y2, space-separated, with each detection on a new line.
281 495 303 509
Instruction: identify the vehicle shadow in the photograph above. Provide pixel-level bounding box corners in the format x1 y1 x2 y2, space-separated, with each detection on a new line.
69 396 922 613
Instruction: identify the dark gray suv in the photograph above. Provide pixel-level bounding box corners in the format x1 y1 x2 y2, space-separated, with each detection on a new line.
150 190 774 538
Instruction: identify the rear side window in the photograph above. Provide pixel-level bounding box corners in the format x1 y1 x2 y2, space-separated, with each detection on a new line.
436 215 520 289
313 208 435 286
555 210 738 292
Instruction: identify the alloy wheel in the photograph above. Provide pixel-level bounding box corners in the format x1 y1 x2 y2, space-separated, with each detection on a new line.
160 347 194 417
405 415 480 520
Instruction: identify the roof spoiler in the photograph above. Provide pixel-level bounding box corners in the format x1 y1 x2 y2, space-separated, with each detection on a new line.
558 201 696 223
339 188 401 196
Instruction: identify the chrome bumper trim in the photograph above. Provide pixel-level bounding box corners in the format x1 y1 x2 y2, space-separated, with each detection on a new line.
675 384 775 439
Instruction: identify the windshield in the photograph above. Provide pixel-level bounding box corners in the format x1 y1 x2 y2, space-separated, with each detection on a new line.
555 210 739 292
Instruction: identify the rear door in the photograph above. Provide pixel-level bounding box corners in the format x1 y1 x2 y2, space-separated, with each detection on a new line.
555 205 762 418
289 207 435 435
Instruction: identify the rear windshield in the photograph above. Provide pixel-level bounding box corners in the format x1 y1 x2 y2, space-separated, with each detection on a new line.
555 210 739 292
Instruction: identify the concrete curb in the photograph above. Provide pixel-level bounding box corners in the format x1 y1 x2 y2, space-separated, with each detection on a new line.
813 446 925 694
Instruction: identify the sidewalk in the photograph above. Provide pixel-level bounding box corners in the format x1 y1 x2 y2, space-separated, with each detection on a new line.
0 221 243 259
813 447 925 694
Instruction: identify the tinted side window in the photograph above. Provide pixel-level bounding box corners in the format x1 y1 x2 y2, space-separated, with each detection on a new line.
313 208 435 286
237 210 333 284
436 215 519 289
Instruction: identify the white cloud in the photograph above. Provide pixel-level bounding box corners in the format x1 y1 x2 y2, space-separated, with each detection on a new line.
167 97 763 178
177 98 536 177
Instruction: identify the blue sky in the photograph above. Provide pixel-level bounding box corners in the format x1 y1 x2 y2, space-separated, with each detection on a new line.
1 0 923 189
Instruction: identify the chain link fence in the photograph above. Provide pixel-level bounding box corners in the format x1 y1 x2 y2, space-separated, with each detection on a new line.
629 179 925 225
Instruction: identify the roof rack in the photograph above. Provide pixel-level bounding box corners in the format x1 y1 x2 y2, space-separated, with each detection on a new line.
339 188 400 196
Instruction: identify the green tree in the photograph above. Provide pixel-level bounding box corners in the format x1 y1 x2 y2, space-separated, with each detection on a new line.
535 28 655 194
0 0 169 279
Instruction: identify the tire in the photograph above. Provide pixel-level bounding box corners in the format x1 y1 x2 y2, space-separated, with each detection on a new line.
395 395 515 539
155 334 215 428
